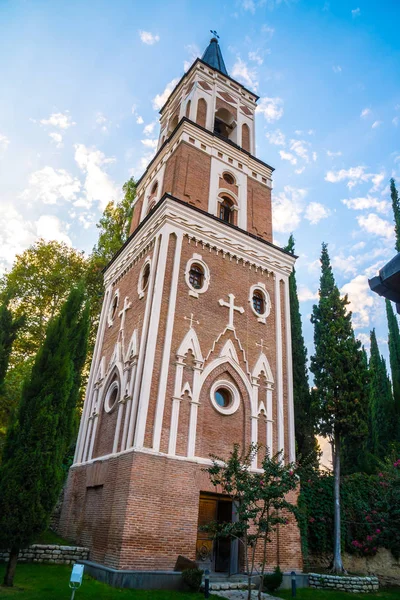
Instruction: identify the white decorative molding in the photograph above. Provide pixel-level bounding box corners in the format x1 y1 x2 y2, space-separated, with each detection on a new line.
275 275 285 457
210 379 240 416
137 256 152 299
252 352 274 384
104 379 120 414
107 288 120 327
284 275 296 463
205 326 250 375
219 339 240 364
218 293 244 330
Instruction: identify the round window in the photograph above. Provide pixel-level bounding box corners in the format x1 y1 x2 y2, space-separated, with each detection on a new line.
107 290 120 327
185 255 210 297
215 387 232 408
104 380 119 413
223 172 235 185
249 284 271 323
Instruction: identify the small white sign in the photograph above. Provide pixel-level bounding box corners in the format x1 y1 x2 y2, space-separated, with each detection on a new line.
70 564 84 585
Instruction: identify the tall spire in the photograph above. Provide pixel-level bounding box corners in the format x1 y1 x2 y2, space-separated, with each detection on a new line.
201 33 228 76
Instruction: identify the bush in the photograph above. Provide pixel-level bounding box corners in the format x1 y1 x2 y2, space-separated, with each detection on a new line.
181 568 203 592
263 566 283 592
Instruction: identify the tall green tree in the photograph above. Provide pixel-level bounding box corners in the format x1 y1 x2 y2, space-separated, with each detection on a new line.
386 298 400 429
0 285 90 586
284 234 318 468
369 329 396 457
390 177 400 252
311 243 368 572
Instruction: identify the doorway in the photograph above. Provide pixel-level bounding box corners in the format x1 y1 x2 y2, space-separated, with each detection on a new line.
196 493 238 573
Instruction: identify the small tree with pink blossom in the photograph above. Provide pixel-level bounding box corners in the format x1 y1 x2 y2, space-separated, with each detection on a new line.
203 443 298 600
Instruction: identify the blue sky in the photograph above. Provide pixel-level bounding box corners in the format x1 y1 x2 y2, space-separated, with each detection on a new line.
1 0 400 363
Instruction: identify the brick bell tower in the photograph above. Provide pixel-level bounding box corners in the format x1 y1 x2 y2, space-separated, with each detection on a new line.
60 36 302 576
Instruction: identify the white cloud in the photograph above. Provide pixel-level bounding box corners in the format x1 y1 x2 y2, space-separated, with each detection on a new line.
256 97 284 122
372 120 383 129
351 241 366 251
279 150 297 165
49 132 63 148
143 121 157 136
341 275 374 329
40 112 75 129
184 44 200 71
141 138 158 149
357 213 394 241
139 30 160 45
297 285 318 302
95 111 110 132
360 107 371 118
393 116 399 127
371 172 385 191
290 139 311 162
231 57 258 90
242 0 256 12
36 215 72 246
132 105 144 124
74 144 120 210
152 78 179 111
325 165 372 188
295 167 305 174
342 195 389 213
248 50 264 65
304 202 330 224
261 24 275 36
332 254 358 276
21 166 81 204
352 7 361 17
332 65 342 73
265 129 286 146
136 116 144 125
0 205 36 274
0 133 10 153
272 185 307 232
357 332 370 348
326 150 342 157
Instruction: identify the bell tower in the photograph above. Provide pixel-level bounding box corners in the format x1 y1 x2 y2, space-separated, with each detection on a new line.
60 35 302 579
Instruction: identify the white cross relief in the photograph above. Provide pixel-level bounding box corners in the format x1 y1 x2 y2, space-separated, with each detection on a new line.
256 339 266 353
218 293 244 330
118 296 132 332
184 313 199 329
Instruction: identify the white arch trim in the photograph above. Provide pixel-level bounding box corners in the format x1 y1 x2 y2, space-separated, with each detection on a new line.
124 329 138 363
99 363 123 409
252 352 274 384
219 339 240 364
199 356 255 416
177 327 203 362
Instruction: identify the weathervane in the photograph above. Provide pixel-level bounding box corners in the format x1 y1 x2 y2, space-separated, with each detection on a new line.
210 30 219 39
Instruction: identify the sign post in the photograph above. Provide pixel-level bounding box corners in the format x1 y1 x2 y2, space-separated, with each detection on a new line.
69 564 84 600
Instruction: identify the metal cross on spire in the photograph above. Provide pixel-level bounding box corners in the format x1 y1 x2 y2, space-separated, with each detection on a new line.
218 293 244 330
210 30 219 39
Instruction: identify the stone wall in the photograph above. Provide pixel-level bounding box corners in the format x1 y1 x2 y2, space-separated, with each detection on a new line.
309 549 400 586
0 544 89 565
309 573 379 593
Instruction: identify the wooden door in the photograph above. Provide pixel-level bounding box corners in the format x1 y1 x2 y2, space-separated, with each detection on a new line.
196 496 217 569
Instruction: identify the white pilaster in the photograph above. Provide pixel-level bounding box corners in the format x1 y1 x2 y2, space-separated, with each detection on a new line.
134 230 171 448
152 232 183 451
266 386 273 453
275 274 285 457
284 275 296 463
187 361 203 457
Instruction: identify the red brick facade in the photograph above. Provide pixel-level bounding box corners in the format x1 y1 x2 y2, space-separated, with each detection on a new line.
61 42 302 575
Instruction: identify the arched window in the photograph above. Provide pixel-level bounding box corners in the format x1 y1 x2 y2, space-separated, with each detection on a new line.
167 114 179 136
185 99 191 119
219 196 234 224
252 291 264 315
242 123 250 152
214 107 236 141
196 98 207 128
150 181 158 196
189 263 204 290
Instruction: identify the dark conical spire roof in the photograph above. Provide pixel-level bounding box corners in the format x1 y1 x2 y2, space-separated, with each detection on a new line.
201 36 228 75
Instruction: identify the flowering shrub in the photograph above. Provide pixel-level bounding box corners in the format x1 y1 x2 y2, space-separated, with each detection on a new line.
298 459 400 560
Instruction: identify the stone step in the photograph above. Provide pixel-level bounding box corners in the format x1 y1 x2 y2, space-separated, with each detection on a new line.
202 582 256 591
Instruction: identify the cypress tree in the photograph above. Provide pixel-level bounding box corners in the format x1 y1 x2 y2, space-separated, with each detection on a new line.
284 235 318 467
369 329 396 456
385 299 400 431
0 285 89 586
0 300 24 392
311 243 368 573
390 178 400 252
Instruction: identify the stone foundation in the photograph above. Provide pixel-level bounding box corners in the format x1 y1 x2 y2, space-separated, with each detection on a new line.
309 573 379 593
0 544 89 565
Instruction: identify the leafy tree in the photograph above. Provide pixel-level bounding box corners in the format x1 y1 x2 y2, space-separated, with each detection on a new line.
310 243 368 572
390 178 400 252
284 234 319 469
369 329 396 457
204 444 298 600
0 285 89 586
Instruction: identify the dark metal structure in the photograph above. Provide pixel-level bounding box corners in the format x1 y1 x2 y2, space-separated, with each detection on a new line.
369 252 400 314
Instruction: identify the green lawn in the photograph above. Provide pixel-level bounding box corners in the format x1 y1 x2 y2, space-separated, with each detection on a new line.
275 588 400 600
0 563 221 599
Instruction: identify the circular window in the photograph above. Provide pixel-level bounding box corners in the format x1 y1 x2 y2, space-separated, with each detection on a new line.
210 380 240 415
104 379 119 413
215 387 232 408
249 284 271 323
189 263 205 290
185 254 210 297
138 259 151 298
223 172 235 185
107 290 120 327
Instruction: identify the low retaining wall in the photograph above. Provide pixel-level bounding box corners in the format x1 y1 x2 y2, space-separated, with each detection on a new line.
0 544 89 565
309 573 379 593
